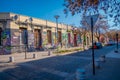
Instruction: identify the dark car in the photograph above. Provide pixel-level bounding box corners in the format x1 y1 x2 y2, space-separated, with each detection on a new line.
93 42 102 49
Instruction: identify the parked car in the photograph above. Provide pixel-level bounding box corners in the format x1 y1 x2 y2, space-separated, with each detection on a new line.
93 42 103 49
105 40 115 46
89 42 102 49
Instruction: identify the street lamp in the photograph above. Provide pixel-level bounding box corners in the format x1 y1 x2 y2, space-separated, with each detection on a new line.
29 17 33 32
54 15 60 45
24 19 29 59
54 15 60 54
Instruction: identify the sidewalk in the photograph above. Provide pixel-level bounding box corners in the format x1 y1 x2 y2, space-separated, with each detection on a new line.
0 48 80 64
78 49 120 80
0 51 55 64
65 49 120 80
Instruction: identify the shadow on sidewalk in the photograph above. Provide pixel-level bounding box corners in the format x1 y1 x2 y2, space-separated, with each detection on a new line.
85 57 120 80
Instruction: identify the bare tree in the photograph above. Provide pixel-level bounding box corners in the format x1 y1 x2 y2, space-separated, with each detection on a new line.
105 29 120 41
63 0 119 75
94 19 109 42
63 0 120 28
79 26 88 50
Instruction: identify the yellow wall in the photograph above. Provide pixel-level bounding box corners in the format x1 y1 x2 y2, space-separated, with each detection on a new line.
9 13 72 32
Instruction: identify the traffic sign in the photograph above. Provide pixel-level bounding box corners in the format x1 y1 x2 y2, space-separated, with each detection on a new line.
84 14 99 27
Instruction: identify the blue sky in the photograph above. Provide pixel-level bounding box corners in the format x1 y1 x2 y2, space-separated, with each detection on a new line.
0 0 119 29
0 0 81 26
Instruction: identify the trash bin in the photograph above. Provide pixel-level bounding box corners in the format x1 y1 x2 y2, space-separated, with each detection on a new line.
9 56 14 62
33 54 37 58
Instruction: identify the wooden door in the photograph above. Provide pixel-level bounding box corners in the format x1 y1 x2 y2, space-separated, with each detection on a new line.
34 29 41 48
58 31 61 43
74 34 77 46
47 30 52 44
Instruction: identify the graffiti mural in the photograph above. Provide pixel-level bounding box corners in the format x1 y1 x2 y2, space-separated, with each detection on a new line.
0 29 11 54
62 32 68 47
42 32 47 47
70 33 74 47
27 31 34 51
28 31 34 46
52 32 55 45
11 30 20 45
77 34 81 46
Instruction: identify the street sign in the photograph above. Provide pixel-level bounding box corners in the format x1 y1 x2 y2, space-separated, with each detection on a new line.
84 14 99 27
84 14 99 75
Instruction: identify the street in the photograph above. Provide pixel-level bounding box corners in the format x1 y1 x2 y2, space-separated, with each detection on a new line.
0 0 120 80
0 46 116 80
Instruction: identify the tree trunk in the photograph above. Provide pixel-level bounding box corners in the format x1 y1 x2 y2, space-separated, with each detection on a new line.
97 37 100 42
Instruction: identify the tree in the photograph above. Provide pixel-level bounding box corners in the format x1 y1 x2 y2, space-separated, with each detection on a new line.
63 0 120 28
63 0 120 75
94 18 109 42
79 26 88 50
105 29 120 41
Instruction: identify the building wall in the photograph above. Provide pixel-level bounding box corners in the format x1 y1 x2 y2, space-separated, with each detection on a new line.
0 12 80 54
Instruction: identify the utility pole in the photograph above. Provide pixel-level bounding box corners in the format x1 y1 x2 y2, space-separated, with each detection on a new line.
54 15 60 52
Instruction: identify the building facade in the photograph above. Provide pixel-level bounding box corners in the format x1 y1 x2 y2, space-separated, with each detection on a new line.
0 12 85 54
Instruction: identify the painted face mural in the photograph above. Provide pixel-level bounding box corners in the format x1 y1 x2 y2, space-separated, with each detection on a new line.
62 32 68 47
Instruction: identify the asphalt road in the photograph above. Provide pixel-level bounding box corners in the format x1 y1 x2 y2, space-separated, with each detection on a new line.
68 45 115 58
0 45 116 80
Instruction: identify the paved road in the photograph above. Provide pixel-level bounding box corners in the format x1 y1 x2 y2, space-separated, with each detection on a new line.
67 45 115 58
0 45 116 80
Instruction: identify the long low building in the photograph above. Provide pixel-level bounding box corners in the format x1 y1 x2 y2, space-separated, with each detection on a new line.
0 12 87 54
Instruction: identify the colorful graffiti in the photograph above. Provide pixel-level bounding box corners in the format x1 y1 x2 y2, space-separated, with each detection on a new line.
62 32 76 47
62 32 68 47
77 34 82 45
0 29 11 54
11 31 20 45
42 32 48 47
28 31 34 46
53 32 57 45
27 31 35 51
